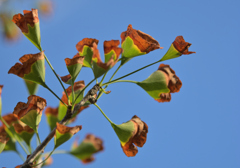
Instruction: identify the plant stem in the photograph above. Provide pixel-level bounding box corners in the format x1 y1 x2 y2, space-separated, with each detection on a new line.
44 150 68 155
17 137 30 155
94 103 113 124
53 150 68 154
28 145 32 154
104 80 137 85
97 64 122 100
36 133 39 146
20 84 101 167
99 72 108 85
110 64 122 81
32 148 55 167
36 131 41 145
102 60 161 86
0 117 29 155
42 83 67 106
16 151 25 161
71 82 75 108
42 53 69 101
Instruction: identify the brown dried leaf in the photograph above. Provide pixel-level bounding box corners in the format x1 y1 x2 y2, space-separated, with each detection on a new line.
121 24 162 53
8 51 44 78
173 36 196 55
76 38 99 53
12 9 39 33
56 123 82 135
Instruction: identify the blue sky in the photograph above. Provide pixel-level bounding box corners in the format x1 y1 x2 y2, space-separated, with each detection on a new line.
0 0 240 167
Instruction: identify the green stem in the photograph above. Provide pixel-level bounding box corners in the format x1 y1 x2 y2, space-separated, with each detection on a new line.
99 88 111 94
36 132 39 146
44 150 68 156
99 72 108 85
17 137 29 155
42 83 67 106
73 78 96 104
52 150 68 154
28 145 32 154
71 82 75 108
0 117 29 155
102 60 161 86
105 80 137 85
16 151 25 161
110 65 122 81
36 131 41 145
94 103 113 124
32 148 55 167
97 64 122 100
42 53 69 102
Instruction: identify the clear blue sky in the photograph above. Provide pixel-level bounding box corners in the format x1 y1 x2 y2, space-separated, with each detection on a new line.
0 0 240 167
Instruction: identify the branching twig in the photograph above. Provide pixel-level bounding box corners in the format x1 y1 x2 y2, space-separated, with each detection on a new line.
20 84 101 168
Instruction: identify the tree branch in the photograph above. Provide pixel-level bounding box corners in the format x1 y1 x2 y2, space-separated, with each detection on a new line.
20 84 101 168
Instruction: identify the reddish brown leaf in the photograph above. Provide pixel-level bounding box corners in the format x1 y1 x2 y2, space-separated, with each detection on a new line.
1 114 18 127
82 157 95 164
12 9 39 33
0 126 9 144
104 40 122 57
121 115 148 157
8 51 44 78
45 107 58 117
61 81 85 105
56 123 82 135
173 36 196 55
60 74 71 83
0 85 3 97
155 64 182 103
65 53 85 66
76 38 99 53
38 1 53 16
158 64 182 93
83 134 104 152
92 43 117 70
13 95 47 119
121 24 162 53
13 123 34 134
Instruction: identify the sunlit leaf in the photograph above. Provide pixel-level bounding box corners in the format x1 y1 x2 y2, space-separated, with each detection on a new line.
160 36 195 61
8 51 45 86
13 95 47 132
12 9 41 50
112 115 148 157
120 24 162 65
54 123 82 149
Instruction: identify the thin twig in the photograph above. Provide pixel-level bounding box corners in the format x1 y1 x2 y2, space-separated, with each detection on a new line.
20 84 101 168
